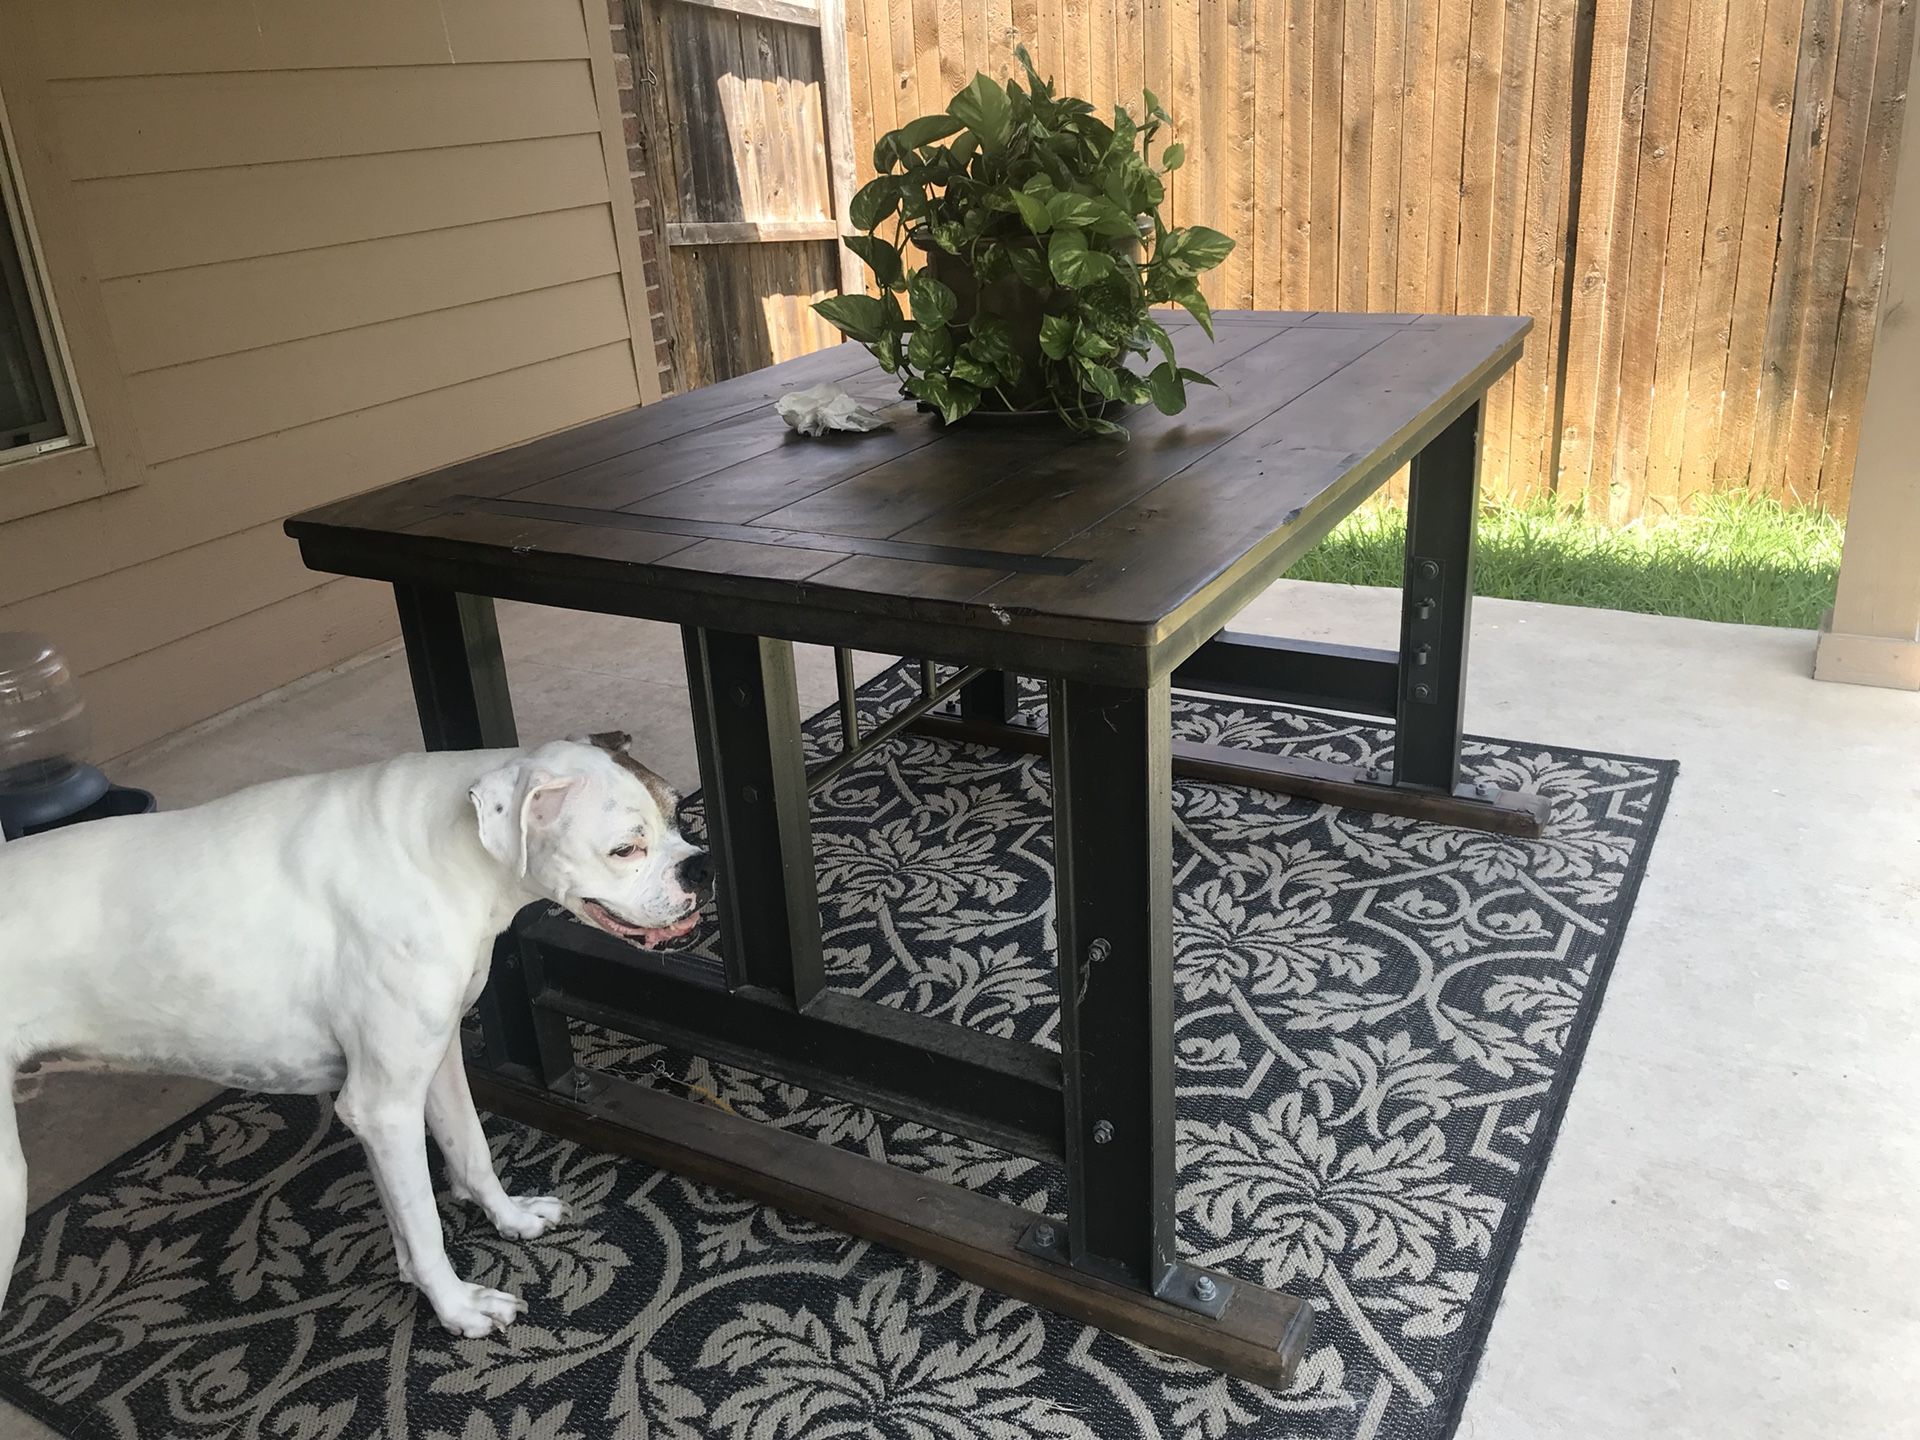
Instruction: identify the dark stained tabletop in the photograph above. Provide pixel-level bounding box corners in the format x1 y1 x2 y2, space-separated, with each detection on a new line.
289 311 1526 681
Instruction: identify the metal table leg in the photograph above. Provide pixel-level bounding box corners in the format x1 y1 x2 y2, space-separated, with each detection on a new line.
682 628 824 1005
390 585 559 1080
1395 401 1480 791
393 586 517 752
960 670 1023 724
1043 677 1204 1302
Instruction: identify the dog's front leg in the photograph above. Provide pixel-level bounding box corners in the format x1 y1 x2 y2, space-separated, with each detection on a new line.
335 1071 526 1337
425 1039 567 1240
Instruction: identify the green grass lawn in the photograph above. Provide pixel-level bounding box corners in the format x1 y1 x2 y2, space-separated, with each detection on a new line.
1289 493 1844 628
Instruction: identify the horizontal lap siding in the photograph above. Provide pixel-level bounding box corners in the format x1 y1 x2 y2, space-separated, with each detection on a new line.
0 0 650 756
0 344 641 609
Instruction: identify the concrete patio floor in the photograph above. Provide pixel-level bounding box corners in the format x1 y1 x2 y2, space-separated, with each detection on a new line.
5 579 1917 1439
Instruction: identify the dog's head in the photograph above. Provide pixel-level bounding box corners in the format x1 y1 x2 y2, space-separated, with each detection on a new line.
468 732 711 948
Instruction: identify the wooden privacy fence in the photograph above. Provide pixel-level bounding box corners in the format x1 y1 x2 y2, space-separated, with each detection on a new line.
620 0 860 390
833 0 1915 518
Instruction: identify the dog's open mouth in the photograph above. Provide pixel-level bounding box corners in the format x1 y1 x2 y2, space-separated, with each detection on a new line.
580 899 700 949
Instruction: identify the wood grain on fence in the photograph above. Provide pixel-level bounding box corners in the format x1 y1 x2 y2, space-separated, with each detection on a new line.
838 0 1914 515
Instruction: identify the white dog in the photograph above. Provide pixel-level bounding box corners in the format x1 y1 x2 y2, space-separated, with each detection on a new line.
0 731 708 1336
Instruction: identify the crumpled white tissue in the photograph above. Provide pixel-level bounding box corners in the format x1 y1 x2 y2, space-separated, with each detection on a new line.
775 382 888 437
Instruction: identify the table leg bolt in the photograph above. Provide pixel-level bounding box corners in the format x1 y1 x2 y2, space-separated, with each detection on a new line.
1153 1262 1236 1318
1032 1222 1058 1250
1092 1120 1115 1145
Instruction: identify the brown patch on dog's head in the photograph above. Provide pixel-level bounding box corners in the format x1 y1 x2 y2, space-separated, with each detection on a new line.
582 730 680 817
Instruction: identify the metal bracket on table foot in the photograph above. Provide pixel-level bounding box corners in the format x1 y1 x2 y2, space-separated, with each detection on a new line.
1016 1220 1237 1320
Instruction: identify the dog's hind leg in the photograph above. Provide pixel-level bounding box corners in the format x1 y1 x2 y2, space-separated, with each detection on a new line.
0 1072 26 1315
336 1065 526 1338
425 1039 566 1241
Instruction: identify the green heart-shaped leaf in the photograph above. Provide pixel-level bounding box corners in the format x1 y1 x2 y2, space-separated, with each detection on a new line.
906 323 954 371
1148 359 1187 414
907 270 958 328
1007 243 1053 289
1046 192 1104 230
948 74 1014 151
813 293 893 345
844 234 903 289
1168 224 1235 271
1078 360 1123 401
849 175 900 232
1012 190 1053 233
1175 282 1214 337
1047 229 1116 288
1039 313 1076 360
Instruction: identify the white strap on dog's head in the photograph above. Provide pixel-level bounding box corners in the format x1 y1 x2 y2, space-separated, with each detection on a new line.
469 760 578 878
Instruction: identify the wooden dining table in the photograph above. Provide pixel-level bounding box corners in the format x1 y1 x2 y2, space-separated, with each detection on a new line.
287 309 1532 1388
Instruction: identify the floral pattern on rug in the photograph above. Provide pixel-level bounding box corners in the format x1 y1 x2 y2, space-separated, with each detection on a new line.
0 668 1672 1440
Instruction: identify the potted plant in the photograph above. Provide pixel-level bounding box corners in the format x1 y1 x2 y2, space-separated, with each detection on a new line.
812 47 1234 436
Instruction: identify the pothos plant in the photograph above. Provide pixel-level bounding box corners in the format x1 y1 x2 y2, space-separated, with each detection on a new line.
812 46 1233 436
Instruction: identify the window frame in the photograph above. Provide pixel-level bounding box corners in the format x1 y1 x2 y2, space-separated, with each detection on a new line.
0 43 148 526
0 77 82 466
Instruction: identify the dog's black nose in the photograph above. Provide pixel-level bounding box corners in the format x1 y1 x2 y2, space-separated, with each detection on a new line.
677 850 713 892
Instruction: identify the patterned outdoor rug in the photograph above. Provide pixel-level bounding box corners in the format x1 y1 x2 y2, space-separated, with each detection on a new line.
0 666 1673 1440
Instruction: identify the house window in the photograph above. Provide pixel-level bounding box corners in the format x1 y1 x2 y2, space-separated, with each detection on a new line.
0 88 76 464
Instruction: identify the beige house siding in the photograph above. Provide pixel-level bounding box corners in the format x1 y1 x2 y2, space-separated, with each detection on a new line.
0 0 657 758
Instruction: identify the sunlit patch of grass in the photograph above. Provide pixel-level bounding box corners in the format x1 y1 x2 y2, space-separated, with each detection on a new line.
1289 493 1845 628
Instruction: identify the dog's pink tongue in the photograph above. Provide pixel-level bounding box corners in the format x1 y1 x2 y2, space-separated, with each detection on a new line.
640 912 699 947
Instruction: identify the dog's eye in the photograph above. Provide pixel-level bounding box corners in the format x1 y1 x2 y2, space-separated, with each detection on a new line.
608 842 646 860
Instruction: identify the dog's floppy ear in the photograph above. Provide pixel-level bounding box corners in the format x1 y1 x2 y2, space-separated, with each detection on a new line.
469 761 580 878
576 730 633 756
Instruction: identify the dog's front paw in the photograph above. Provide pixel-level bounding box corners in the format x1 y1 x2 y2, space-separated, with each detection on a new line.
432 1281 528 1337
491 1195 568 1240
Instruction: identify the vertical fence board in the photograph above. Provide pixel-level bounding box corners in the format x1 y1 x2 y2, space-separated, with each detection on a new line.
1279 0 1316 306
1112 0 1143 112
1456 0 1506 324
1398 0 1440 311
1253 0 1292 305
1088 0 1117 100
1780 0 1881 499
1675 0 1767 505
1482 0 1542 497
1337 0 1376 308
1368 0 1407 310
989 0 1016 70
1563 0 1653 512
1222 0 1260 308
1428 0 1475 311
1308 0 1343 301
1819 0 1918 513
1610 0 1688 521
1640 0 1729 517
1714 0 1805 492
1508 0 1581 499
1750 0 1844 496
1061 0 1091 100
